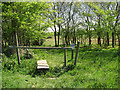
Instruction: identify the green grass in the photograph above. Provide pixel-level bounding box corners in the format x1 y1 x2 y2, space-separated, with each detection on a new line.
43 36 63 46
2 46 119 88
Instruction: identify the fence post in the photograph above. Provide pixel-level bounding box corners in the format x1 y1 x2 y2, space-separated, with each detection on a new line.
14 31 20 65
64 49 66 66
74 41 80 66
64 43 67 67
71 49 73 60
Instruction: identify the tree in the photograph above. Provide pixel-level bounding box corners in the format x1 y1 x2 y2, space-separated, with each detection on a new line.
2 2 52 47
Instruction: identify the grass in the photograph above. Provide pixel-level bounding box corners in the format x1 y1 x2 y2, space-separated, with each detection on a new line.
43 36 63 46
2 45 119 88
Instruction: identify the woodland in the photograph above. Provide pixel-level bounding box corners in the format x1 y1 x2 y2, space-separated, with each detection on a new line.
1 2 120 88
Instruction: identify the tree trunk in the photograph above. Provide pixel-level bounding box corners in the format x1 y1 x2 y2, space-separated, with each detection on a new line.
107 32 109 46
98 15 101 46
9 32 12 45
29 39 31 46
68 35 70 45
98 34 101 46
22 32 25 46
65 34 68 46
115 33 117 45
117 32 120 47
5 41 7 47
81 35 83 44
27 37 30 46
73 28 76 44
2 40 4 47
54 31 57 46
89 35 91 46
58 24 60 46
54 21 57 47
61 32 64 45
103 38 104 44
75 37 77 45
112 32 114 48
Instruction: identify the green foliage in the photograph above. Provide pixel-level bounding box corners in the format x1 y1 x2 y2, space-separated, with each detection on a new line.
82 12 92 17
2 2 53 46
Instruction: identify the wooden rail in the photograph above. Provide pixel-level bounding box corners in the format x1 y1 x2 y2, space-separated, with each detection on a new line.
9 42 80 67
9 46 73 67
9 46 72 50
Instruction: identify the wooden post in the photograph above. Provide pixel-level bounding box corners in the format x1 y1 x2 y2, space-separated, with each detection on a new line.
64 48 66 67
64 43 67 67
74 41 80 66
71 42 75 60
71 49 73 60
14 31 20 65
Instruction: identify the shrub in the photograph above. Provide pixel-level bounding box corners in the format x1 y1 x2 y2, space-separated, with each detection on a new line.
2 54 16 70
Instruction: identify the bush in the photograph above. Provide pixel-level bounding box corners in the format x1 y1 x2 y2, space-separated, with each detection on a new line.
3 48 16 57
2 54 16 70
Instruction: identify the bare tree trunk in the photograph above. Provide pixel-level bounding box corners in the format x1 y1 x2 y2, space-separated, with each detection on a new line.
73 28 76 44
107 32 109 46
115 33 117 45
98 34 101 46
68 35 70 45
98 15 101 46
58 24 60 46
117 32 120 47
89 35 91 46
112 32 114 47
65 34 68 46
103 37 104 44
22 32 25 46
81 35 83 44
54 21 57 47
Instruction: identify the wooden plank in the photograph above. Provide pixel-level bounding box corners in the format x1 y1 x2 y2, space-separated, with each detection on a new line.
37 60 47 64
37 63 48 65
37 60 49 70
37 66 49 69
9 46 72 50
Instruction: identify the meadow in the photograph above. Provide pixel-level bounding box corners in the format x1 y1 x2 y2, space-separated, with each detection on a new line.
2 38 119 88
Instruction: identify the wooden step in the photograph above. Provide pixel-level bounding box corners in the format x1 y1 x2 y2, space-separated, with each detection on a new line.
37 60 49 70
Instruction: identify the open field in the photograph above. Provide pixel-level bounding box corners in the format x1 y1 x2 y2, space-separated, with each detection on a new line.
43 36 63 46
43 36 119 47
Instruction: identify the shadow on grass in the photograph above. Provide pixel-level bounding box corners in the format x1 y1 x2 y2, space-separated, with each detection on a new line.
30 64 75 77
78 46 118 60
